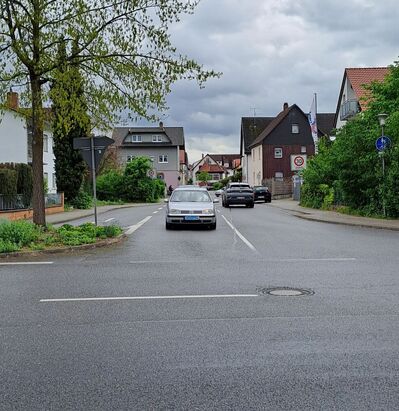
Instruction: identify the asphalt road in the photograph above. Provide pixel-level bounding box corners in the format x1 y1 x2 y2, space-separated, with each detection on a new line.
1 201 399 410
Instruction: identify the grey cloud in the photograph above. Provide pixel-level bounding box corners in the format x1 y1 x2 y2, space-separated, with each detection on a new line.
124 0 399 163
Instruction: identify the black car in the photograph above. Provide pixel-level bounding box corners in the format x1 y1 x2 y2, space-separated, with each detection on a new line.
253 186 271 202
221 182 254 208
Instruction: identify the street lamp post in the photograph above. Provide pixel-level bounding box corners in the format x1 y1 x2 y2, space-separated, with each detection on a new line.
378 113 388 217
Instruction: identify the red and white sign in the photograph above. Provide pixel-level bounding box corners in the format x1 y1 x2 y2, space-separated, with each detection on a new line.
290 154 307 171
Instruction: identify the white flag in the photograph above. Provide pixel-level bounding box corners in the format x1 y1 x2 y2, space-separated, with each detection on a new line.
308 94 318 153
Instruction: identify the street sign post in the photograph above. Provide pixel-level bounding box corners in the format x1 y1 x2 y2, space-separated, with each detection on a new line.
73 136 114 225
375 135 391 151
375 135 391 218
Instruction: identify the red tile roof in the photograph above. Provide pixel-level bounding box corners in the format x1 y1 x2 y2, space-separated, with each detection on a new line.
346 67 389 110
199 163 224 173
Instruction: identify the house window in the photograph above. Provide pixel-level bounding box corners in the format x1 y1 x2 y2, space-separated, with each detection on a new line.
212 173 220 180
27 131 33 159
275 172 283 180
43 134 48 152
301 146 307 153
152 135 162 142
258 146 261 160
292 124 299 134
274 148 283 158
127 155 135 162
43 173 48 191
159 155 168 163
52 173 56 189
125 134 142 142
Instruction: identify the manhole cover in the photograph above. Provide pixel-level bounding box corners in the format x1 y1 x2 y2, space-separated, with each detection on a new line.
258 287 314 296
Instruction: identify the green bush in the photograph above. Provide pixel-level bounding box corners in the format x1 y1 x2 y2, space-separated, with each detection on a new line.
16 164 33 206
96 170 125 201
57 222 122 245
0 169 17 195
0 220 41 247
102 225 123 237
213 182 223 190
0 239 21 253
70 190 93 209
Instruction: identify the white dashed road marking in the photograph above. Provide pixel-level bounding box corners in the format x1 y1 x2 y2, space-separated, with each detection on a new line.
104 218 115 223
125 216 152 235
40 294 259 303
221 214 258 253
0 262 54 266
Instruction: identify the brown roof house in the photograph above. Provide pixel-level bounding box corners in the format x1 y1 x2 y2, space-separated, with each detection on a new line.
111 122 188 188
191 154 234 186
334 67 389 129
241 105 334 186
247 103 334 187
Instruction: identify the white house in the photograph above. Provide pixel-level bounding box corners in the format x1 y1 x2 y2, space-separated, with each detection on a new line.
0 92 57 193
334 67 389 129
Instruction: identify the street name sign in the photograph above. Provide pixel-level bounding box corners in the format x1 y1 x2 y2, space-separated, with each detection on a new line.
73 136 114 171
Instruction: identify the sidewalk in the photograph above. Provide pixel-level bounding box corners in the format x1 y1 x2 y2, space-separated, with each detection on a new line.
45 203 149 225
270 199 399 231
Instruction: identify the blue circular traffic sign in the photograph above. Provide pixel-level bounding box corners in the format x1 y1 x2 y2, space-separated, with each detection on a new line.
376 135 391 151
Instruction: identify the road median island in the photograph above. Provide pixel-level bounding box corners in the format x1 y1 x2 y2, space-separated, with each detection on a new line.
0 220 126 258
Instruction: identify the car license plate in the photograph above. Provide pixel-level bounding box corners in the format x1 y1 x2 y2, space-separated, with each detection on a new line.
185 215 199 221
258 195 264 198
237 196 245 199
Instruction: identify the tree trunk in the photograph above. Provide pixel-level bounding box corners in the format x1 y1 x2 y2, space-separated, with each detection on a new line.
30 75 46 225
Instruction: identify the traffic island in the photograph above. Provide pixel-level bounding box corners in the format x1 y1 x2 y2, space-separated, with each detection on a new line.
0 220 125 258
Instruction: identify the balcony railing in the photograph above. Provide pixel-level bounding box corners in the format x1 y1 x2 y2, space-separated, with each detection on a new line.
340 99 360 121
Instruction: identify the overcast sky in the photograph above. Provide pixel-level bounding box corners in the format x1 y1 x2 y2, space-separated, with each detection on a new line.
123 0 399 164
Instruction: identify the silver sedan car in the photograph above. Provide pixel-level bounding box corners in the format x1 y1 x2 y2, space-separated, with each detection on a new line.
165 186 218 229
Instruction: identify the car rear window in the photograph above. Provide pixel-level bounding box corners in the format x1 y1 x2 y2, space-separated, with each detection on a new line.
228 185 252 192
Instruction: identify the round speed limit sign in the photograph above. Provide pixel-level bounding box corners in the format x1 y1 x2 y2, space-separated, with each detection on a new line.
293 156 304 167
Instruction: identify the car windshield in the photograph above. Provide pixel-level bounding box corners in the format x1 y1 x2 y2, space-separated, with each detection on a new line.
254 187 266 191
170 190 211 202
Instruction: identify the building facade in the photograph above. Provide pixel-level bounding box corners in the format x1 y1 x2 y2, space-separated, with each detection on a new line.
111 124 188 189
0 92 57 193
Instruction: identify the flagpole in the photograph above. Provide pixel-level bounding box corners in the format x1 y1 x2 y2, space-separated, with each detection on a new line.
314 92 318 154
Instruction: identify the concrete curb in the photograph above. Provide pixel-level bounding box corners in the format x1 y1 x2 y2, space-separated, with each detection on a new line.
271 202 399 231
0 233 127 259
292 212 399 231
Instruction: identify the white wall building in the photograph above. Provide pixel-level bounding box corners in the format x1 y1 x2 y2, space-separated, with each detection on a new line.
0 92 57 193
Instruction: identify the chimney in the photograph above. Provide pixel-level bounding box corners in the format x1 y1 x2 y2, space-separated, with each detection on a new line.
7 91 19 110
283 102 289 111
159 121 164 129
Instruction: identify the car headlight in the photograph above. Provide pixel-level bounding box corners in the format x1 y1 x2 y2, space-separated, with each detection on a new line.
202 208 214 215
169 209 181 214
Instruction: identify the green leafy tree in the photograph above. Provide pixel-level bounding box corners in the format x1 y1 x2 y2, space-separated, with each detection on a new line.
197 171 210 184
124 157 163 202
302 61 399 217
51 41 89 203
0 0 220 225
